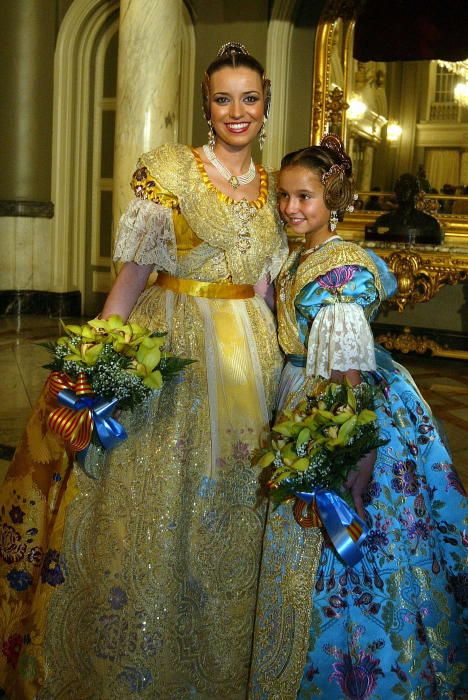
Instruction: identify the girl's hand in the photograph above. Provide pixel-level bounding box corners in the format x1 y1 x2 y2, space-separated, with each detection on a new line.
344 449 376 520
254 275 275 310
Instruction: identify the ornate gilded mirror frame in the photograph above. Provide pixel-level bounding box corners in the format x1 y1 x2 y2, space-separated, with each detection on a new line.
309 0 468 359
310 0 468 242
311 1 356 147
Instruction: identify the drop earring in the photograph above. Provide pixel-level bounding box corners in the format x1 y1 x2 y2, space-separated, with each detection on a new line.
329 210 338 232
207 120 216 149
258 119 267 150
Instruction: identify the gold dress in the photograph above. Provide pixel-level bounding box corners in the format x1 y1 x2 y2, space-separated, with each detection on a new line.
0 145 287 699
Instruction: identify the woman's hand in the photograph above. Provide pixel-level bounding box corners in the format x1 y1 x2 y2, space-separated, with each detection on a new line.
345 449 376 520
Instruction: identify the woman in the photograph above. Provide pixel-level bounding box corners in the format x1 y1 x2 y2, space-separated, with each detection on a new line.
249 136 467 699
0 43 287 699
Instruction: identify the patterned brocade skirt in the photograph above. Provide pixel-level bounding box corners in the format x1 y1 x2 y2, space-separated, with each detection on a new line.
0 285 282 700
249 359 467 699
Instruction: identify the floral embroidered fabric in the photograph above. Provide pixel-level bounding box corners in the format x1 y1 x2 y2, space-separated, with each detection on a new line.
250 240 467 699
0 144 285 699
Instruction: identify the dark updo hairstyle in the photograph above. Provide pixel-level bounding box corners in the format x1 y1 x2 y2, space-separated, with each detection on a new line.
201 42 271 121
281 134 355 219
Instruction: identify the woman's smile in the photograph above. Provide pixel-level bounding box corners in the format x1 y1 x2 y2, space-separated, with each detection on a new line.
224 121 250 133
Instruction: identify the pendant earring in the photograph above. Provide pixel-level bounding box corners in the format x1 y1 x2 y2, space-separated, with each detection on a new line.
258 120 267 150
207 120 216 149
329 210 338 232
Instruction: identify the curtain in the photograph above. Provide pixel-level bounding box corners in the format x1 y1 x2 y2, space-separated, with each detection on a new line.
425 149 460 190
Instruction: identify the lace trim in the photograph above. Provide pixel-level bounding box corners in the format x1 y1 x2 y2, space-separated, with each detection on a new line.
113 198 177 274
132 145 284 284
278 242 383 356
306 302 377 378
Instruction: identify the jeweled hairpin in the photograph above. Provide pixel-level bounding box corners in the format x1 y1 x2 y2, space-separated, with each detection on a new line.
321 163 346 184
346 193 359 212
320 133 353 177
217 42 249 57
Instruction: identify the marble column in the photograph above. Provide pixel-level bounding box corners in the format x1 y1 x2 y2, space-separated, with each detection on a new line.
0 1 55 204
113 0 182 226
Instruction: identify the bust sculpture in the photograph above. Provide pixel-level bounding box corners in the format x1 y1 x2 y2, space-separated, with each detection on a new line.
365 173 443 245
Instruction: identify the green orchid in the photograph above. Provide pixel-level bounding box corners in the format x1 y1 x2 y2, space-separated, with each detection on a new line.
128 342 164 389
64 341 104 366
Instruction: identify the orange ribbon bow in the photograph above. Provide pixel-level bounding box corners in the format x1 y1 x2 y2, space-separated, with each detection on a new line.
47 371 94 451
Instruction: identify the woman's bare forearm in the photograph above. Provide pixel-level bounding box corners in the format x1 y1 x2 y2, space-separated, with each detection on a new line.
100 262 153 321
330 368 361 387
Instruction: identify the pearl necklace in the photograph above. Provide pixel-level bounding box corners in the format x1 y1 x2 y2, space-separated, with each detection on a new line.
202 144 256 189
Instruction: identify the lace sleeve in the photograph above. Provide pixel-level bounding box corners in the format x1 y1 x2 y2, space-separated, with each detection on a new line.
113 198 177 273
306 302 376 378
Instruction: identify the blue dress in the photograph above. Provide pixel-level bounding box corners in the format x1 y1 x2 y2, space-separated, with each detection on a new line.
249 240 467 699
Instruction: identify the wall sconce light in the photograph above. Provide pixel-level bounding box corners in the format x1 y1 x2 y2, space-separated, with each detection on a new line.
387 122 402 142
347 96 367 120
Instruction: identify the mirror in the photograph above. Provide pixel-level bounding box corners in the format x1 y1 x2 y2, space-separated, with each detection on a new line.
310 1 468 244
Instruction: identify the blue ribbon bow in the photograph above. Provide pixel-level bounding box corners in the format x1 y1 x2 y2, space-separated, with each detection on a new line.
296 488 368 566
58 389 127 464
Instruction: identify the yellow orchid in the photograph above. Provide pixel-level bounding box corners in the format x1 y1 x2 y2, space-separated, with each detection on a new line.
254 378 386 509
87 315 126 333
128 342 164 389
64 341 104 366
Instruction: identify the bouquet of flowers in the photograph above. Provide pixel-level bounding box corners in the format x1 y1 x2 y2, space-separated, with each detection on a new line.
257 379 387 565
42 315 194 466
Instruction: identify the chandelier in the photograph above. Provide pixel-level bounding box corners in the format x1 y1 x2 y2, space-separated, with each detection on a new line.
437 60 468 81
454 81 468 107
437 59 468 107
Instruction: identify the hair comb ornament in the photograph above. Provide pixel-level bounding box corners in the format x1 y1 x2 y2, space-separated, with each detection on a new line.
321 163 346 184
217 42 249 58
319 134 357 215
320 133 353 177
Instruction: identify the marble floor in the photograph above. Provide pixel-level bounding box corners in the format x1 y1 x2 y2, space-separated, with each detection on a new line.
0 315 467 489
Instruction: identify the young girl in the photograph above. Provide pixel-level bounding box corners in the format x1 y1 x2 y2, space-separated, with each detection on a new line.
249 136 467 699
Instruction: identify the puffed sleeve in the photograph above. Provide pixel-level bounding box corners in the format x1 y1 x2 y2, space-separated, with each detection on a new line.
113 163 178 274
295 266 378 378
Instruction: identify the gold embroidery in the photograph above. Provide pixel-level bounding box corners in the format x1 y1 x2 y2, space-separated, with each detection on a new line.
33 145 285 699
137 144 284 285
249 508 323 699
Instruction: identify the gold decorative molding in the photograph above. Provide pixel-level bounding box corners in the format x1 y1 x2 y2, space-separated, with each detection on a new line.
325 86 349 128
310 0 358 144
375 327 468 361
369 247 468 311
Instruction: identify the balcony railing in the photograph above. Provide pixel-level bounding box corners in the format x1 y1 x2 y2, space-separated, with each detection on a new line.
429 101 463 121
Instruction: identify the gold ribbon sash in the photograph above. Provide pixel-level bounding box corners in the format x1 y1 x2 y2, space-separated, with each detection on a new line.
155 272 255 299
